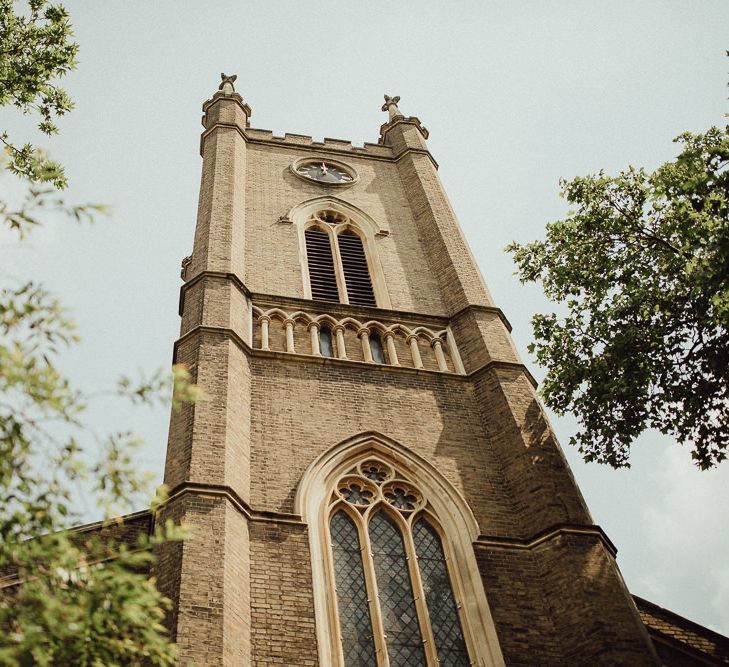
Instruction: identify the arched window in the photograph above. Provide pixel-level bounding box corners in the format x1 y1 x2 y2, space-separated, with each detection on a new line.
305 223 377 307
327 460 472 666
294 199 390 308
319 326 334 358
369 331 385 364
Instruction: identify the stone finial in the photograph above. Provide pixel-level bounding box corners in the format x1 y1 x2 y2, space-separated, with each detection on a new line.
219 72 237 94
381 94 404 121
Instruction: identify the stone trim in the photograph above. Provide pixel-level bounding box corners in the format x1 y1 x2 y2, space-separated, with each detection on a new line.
450 302 513 332
469 359 539 389
378 116 430 143
297 433 506 667
172 325 250 362
393 146 439 169
178 270 250 316
475 523 618 558
163 482 305 526
173 324 537 385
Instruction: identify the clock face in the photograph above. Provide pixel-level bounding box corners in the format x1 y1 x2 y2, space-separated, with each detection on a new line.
295 160 355 185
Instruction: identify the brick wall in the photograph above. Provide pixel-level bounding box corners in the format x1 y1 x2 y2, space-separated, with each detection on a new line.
158 87 662 665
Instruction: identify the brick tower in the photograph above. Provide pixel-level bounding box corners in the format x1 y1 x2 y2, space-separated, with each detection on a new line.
155 75 661 666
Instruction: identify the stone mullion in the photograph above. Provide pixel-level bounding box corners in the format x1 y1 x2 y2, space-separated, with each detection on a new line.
400 515 440 667
358 507 391 667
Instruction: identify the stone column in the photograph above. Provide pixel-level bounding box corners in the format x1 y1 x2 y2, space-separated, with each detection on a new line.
407 335 423 369
359 328 373 362
334 326 347 359
259 316 270 351
384 332 399 366
309 322 321 356
431 338 448 372
284 319 296 353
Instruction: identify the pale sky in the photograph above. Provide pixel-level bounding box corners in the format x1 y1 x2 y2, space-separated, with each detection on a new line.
2 0 728 635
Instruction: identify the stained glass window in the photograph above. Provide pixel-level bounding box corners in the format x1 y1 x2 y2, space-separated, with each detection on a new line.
327 464 476 666
330 511 377 667
369 513 427 667
413 520 470 667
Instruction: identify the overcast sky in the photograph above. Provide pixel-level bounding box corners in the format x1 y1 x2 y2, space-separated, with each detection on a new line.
2 0 728 635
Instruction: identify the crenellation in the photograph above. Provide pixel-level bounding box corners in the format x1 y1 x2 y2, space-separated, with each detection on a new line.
322 137 352 149
283 132 313 144
246 127 274 140
242 126 393 158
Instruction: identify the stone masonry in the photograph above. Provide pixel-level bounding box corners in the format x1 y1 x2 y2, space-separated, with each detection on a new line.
155 77 663 666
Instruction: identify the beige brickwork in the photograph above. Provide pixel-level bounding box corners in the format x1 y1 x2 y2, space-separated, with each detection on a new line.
158 80 661 665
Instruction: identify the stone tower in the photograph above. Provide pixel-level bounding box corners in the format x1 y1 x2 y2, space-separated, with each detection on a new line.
155 76 660 666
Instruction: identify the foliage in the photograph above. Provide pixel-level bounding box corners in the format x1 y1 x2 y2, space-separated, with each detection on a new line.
0 1 199 664
508 125 729 469
0 276 195 664
0 0 77 188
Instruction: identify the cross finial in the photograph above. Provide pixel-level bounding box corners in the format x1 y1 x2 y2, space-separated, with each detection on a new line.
219 72 237 94
381 94 403 121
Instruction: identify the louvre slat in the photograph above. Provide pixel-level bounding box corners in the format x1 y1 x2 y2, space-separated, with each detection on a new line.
306 229 339 302
338 231 376 306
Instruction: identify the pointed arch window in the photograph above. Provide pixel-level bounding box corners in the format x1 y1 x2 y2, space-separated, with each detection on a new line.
300 206 385 308
319 326 334 358
369 332 385 364
326 461 472 667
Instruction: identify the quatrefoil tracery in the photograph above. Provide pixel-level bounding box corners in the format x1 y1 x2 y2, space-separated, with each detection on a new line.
335 461 425 514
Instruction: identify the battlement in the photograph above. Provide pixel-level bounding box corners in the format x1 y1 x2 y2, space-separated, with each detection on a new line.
244 127 393 157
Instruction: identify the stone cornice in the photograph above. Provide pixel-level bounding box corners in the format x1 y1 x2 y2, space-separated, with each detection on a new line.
179 270 250 316
162 482 305 527
449 302 513 332
252 292 451 329
393 146 438 169
475 523 618 558
172 324 539 389
179 279 513 336
201 91 251 120
378 115 429 143
469 359 538 389
173 325 250 361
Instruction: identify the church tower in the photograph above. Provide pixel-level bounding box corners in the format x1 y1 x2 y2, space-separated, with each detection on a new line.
155 75 660 666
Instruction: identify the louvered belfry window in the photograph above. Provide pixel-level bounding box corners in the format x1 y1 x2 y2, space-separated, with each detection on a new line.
305 228 339 303
338 230 376 307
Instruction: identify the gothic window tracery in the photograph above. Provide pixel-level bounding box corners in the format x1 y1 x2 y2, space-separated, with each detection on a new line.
326 459 471 667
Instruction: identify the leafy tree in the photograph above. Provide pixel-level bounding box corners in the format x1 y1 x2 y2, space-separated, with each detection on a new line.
0 2 200 663
508 124 728 470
